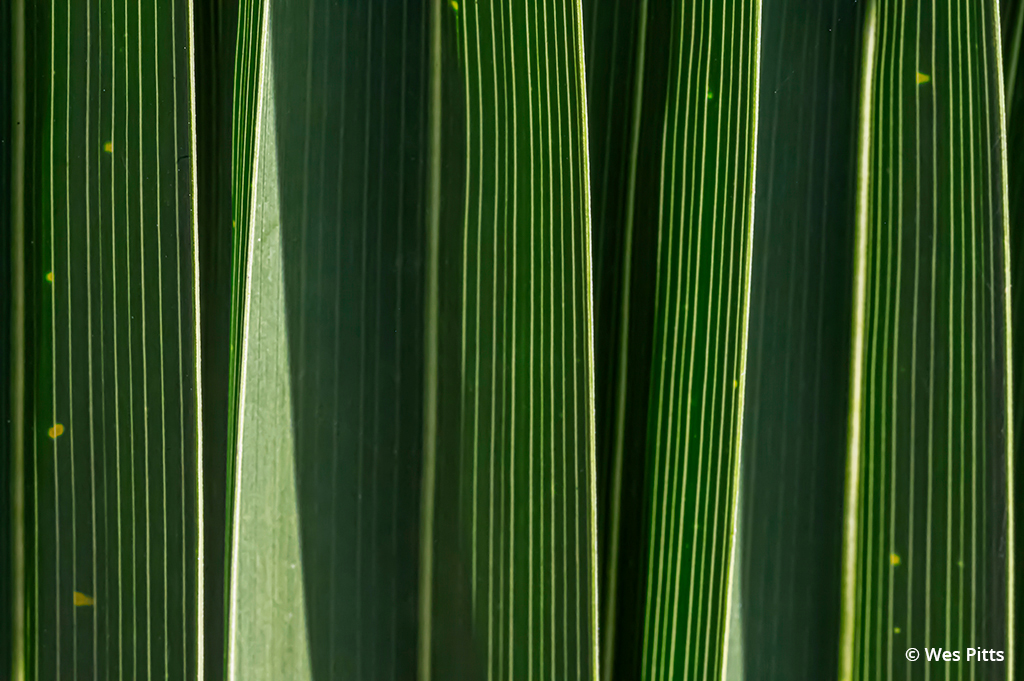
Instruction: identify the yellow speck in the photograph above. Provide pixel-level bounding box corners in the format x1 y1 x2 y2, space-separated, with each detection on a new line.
957 559 964 568
890 553 900 566
45 271 54 282
916 72 930 84
104 141 113 153
449 0 458 9
48 423 65 439
894 627 901 634
73 591 94 606
733 379 738 388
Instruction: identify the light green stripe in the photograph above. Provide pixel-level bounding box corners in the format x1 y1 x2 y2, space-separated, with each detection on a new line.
184 0 205 674
992 1 1016 677
839 3 877 680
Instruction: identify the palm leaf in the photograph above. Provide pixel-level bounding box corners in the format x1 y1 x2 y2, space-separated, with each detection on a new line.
5 1 1018 679
839 1 1015 679
10 0 204 679
223 1 598 679
429 1 599 678
584 1 761 679
735 0 863 678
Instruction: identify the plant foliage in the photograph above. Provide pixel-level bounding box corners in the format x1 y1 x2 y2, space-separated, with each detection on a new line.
4 1 1019 680
10 1 203 679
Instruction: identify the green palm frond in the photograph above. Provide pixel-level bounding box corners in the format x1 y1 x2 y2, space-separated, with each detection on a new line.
840 2 1015 679
585 1 761 679
223 2 598 679
4 1 1019 680
10 1 203 679
738 1 864 678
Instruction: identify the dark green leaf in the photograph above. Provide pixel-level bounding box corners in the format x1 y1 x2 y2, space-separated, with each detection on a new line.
739 1 862 678
839 2 1015 678
13 1 204 678
585 1 761 679
224 1 598 679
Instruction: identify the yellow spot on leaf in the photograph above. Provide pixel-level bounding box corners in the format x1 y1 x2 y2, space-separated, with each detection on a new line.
733 379 738 388
45 271 54 282
48 424 65 439
894 627 901 634
916 72 930 84
890 553 900 566
449 0 458 10
73 591 94 606
104 141 113 153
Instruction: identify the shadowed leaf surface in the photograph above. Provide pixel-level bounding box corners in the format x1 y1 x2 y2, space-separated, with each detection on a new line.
225 1 428 678
224 1 598 679
192 2 239 677
739 1 861 679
